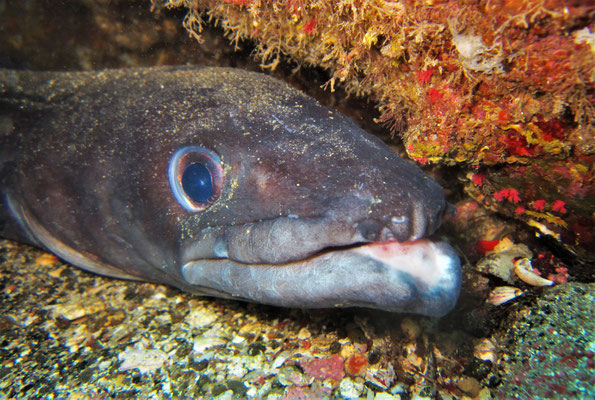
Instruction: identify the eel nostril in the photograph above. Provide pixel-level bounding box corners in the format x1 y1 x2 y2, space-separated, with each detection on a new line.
357 220 382 241
389 214 411 242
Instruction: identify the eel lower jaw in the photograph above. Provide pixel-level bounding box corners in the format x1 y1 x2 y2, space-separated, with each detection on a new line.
181 238 462 317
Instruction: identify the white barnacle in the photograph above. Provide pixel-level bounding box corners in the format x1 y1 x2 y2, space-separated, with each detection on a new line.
449 19 504 74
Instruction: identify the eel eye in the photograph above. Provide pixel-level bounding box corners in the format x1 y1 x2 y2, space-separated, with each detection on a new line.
168 146 224 212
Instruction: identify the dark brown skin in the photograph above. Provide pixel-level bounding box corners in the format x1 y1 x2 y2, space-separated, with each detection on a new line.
0 66 460 316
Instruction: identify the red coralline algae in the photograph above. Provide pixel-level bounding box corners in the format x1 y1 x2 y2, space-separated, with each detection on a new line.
416 68 434 85
548 267 569 284
494 188 521 204
493 190 506 202
300 354 345 381
503 133 536 157
552 200 567 214
426 88 444 106
302 18 316 34
515 206 525 215
471 173 485 186
535 118 567 142
532 200 546 212
465 155 593 261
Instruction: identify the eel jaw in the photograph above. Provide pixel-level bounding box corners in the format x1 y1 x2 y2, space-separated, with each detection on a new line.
181 239 461 317
182 203 450 267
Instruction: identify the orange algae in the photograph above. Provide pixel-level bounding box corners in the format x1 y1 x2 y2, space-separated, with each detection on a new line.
158 0 591 160
36 253 59 266
345 353 369 376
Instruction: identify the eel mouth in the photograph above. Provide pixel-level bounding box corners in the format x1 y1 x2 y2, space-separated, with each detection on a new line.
181 234 462 317
185 203 449 266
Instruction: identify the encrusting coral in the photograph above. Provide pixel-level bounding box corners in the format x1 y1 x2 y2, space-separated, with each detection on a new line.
158 0 594 261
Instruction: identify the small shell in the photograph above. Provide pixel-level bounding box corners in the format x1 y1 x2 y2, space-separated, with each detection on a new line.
473 338 497 363
514 258 554 286
487 286 523 306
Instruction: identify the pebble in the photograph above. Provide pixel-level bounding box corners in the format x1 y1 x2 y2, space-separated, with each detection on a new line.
118 347 168 374
339 377 365 399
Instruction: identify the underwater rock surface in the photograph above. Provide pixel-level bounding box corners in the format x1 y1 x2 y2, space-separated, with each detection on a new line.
496 282 595 399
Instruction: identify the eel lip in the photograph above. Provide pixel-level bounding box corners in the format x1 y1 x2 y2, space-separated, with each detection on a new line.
181 238 461 317
204 206 449 266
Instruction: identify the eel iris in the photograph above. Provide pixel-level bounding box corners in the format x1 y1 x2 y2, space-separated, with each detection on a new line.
0 66 461 317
